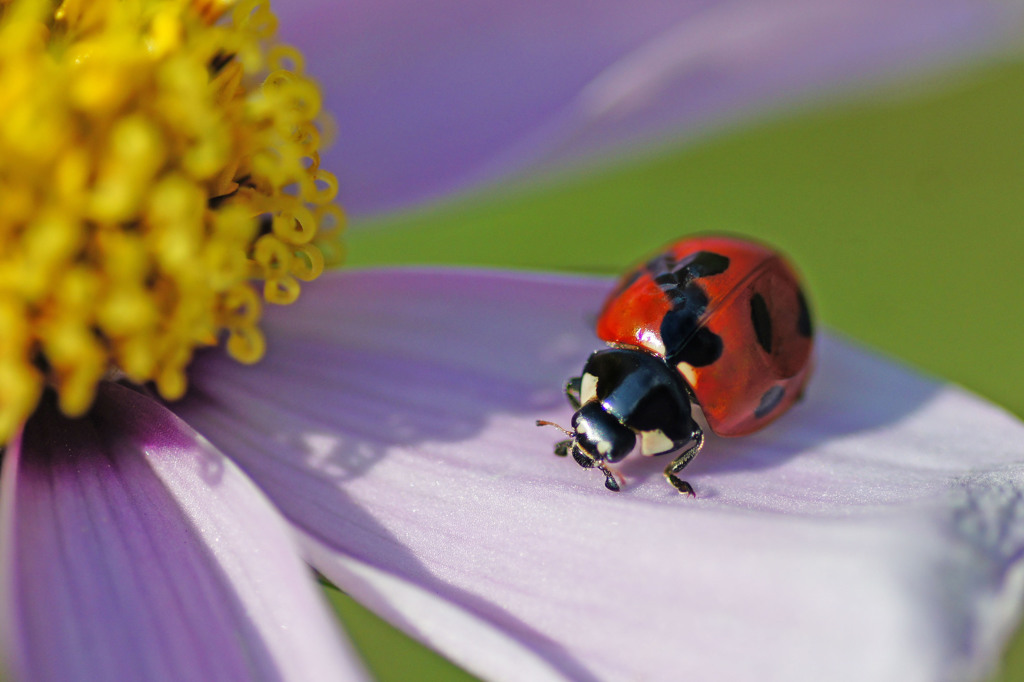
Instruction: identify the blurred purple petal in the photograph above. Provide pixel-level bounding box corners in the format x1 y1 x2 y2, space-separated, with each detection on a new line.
172 269 1024 681
0 383 365 682
278 0 1022 215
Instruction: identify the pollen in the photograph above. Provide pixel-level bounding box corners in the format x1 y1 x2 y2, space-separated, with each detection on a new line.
0 0 344 441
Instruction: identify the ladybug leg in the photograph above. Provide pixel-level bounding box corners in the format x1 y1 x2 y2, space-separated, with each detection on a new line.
598 462 622 492
553 439 573 457
663 427 704 497
571 445 622 491
564 376 583 409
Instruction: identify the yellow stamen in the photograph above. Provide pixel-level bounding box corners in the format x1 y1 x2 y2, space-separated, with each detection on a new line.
0 0 343 441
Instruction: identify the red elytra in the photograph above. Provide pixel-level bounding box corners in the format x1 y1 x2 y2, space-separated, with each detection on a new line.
596 235 813 437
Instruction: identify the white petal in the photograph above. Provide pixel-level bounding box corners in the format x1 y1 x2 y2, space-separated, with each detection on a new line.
172 269 1024 681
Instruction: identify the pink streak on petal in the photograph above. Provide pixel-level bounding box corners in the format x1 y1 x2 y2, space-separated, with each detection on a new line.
171 269 1024 681
0 384 365 682
277 0 1021 216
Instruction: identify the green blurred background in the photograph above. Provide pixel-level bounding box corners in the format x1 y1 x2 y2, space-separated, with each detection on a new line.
332 57 1024 681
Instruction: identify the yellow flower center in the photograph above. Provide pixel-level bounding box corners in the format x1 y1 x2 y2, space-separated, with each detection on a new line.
0 0 343 441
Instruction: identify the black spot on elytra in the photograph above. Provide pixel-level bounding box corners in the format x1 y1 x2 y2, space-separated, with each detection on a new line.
750 293 773 354
608 245 728 303
652 272 677 288
679 251 731 279
645 251 730 290
648 252 729 369
666 281 709 316
754 385 785 418
660 283 723 368
664 319 723 367
797 290 813 338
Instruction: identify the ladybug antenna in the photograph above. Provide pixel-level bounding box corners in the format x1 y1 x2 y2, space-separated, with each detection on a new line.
535 419 573 437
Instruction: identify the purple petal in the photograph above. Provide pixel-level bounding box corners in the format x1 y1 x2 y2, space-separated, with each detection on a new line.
278 0 1021 215
0 383 365 682
172 269 1024 681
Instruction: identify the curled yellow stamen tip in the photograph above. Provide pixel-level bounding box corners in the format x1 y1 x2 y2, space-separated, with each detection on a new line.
0 0 341 442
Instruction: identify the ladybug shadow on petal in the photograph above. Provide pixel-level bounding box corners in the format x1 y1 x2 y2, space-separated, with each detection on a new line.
175 268 636 513
184 339 559 485
609 333 944 496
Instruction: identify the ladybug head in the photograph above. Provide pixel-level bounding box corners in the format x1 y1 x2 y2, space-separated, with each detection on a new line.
538 402 634 492
571 402 635 465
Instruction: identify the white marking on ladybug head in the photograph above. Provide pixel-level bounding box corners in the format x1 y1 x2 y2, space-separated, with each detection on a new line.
596 439 612 456
580 372 599 404
676 361 698 387
640 429 674 456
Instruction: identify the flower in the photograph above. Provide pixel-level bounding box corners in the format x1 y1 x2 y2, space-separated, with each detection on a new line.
0 0 358 677
0 0 341 439
3 1 1024 682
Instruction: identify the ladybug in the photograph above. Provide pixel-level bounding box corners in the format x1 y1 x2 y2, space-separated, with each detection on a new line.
537 234 814 495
